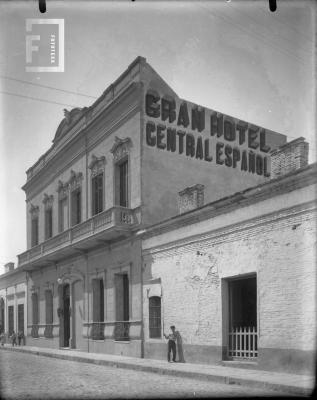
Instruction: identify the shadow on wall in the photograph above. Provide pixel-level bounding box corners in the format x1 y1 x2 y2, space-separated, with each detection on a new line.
175 330 185 363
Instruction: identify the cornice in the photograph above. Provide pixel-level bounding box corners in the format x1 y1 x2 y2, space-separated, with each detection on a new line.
23 102 140 201
23 81 141 194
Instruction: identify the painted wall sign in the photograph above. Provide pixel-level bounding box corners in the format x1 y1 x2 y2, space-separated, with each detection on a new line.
145 89 271 177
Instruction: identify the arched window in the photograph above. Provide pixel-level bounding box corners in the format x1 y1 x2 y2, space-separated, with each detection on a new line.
149 296 161 338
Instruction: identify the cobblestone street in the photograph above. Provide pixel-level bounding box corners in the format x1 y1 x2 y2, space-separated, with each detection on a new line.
0 350 283 399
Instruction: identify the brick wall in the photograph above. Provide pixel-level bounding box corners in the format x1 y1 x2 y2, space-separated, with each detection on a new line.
142 194 317 371
271 137 309 179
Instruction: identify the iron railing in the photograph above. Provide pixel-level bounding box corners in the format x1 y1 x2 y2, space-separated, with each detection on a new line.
18 207 138 267
31 324 39 338
44 324 54 338
114 321 130 341
90 322 105 340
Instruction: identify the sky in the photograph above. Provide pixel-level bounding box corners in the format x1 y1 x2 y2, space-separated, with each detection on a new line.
0 0 315 273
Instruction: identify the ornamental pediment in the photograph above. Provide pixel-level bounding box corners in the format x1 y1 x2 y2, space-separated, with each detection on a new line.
68 170 83 190
110 136 132 162
42 193 54 208
53 107 87 144
88 155 106 177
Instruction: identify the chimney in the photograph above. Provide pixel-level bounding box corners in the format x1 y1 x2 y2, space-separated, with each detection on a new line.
178 184 204 214
4 262 14 273
270 137 309 179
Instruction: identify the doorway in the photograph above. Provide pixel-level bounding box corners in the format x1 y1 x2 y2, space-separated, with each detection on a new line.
62 284 70 347
228 275 257 359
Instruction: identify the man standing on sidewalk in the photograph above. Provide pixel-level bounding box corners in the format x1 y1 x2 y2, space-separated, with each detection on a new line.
164 325 177 362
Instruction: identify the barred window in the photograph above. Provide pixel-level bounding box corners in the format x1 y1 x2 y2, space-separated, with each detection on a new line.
149 296 161 338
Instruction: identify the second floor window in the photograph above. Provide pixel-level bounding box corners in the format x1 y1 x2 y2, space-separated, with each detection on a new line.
31 216 39 247
116 159 129 207
71 189 81 226
92 173 104 215
58 198 67 233
45 207 53 240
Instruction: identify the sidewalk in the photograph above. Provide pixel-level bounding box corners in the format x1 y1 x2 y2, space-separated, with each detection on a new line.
0 344 315 396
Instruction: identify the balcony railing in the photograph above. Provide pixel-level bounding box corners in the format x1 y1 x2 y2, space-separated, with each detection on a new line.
90 322 105 340
114 321 130 341
31 324 39 338
18 207 139 267
44 324 54 338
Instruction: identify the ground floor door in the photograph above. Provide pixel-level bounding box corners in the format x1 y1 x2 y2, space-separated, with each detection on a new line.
72 280 83 349
62 284 70 347
0 298 4 333
18 304 24 333
114 274 129 340
228 275 257 359
8 305 14 335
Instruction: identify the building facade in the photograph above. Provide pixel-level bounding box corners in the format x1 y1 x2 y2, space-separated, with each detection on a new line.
12 56 315 372
0 263 27 341
141 139 316 375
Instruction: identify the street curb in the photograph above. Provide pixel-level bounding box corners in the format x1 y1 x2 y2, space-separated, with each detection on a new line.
0 346 313 396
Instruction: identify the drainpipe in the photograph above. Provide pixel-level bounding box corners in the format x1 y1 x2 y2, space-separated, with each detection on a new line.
86 253 89 353
140 251 144 359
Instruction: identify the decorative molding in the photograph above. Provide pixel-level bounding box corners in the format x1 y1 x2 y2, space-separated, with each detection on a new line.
57 265 85 285
42 193 54 209
88 155 106 178
110 136 132 163
29 204 39 218
57 180 69 200
68 170 83 191
53 107 87 144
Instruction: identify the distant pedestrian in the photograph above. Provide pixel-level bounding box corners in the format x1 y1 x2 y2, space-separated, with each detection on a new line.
11 331 17 346
0 331 5 346
18 331 24 346
164 325 177 362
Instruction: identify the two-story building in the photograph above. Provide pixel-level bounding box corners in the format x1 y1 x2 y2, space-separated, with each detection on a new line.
17 56 287 358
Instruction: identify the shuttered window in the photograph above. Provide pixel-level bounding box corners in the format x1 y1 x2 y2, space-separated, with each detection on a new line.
71 189 81 226
92 173 104 215
119 160 128 207
45 208 53 239
31 217 39 247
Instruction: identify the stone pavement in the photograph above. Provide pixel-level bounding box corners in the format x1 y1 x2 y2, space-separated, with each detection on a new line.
0 344 314 396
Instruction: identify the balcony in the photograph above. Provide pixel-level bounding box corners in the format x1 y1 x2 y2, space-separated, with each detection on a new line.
18 207 140 269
